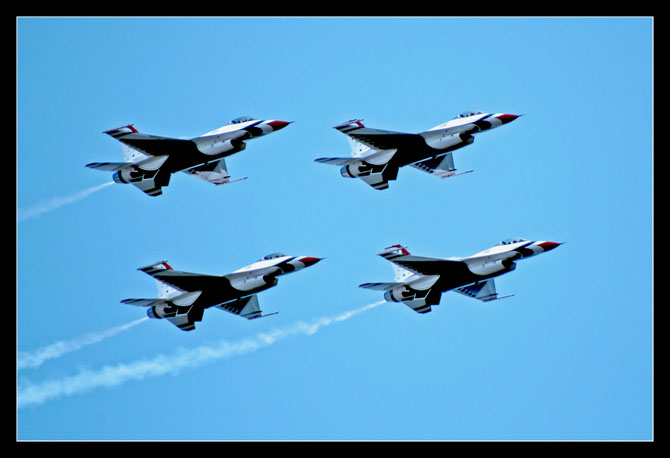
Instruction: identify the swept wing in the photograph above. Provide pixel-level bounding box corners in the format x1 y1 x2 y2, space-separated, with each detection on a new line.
342 125 426 152
387 255 469 277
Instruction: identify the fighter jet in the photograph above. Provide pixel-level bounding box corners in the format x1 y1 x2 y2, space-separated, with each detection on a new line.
315 111 520 190
86 116 291 196
122 253 322 331
360 238 561 314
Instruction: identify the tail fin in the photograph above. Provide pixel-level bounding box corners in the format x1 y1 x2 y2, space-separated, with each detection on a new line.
103 124 138 138
138 261 180 299
346 136 371 158
138 260 173 275
378 245 414 282
103 124 147 162
379 245 411 260
333 119 365 133
333 119 370 157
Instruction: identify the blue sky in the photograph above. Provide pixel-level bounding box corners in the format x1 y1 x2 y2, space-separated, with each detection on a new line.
17 17 653 441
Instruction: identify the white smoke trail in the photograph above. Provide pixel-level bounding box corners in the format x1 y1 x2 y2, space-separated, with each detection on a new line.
17 182 114 222
17 301 384 409
17 317 149 371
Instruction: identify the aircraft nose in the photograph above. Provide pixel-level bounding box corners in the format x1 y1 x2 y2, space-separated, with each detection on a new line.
496 114 521 124
538 241 562 252
266 120 292 131
299 256 322 267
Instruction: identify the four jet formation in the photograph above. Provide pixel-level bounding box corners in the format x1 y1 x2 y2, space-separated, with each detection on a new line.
87 112 561 331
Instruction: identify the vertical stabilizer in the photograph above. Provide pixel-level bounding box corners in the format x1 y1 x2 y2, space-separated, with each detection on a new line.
378 245 415 281
104 124 148 162
122 143 148 162
138 261 181 299
346 136 371 158
333 119 371 157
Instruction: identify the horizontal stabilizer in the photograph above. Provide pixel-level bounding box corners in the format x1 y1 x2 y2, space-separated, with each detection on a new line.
86 162 132 171
314 157 361 166
86 155 168 172
359 282 403 291
121 298 166 307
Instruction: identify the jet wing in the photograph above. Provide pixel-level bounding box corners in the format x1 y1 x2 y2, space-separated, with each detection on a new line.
388 255 469 277
346 127 426 152
183 158 248 186
454 279 514 302
137 262 223 293
410 152 473 179
104 126 201 158
149 270 224 293
104 125 252 158
215 294 277 320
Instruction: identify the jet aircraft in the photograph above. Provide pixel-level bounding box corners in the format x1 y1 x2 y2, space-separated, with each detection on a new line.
122 254 322 331
315 111 520 190
86 116 291 196
360 238 561 314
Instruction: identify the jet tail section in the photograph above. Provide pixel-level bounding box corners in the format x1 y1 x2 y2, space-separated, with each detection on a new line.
379 245 414 281
332 119 373 157
87 155 170 197
121 296 204 332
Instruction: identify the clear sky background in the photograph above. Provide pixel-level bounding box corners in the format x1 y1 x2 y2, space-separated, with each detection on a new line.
17 17 653 441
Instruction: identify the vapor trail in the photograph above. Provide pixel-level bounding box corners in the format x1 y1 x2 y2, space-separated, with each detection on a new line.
18 182 114 222
17 301 385 409
17 317 149 371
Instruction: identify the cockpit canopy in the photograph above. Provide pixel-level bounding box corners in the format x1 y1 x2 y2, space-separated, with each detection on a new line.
230 116 255 124
455 110 483 119
499 237 527 245
260 252 286 261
